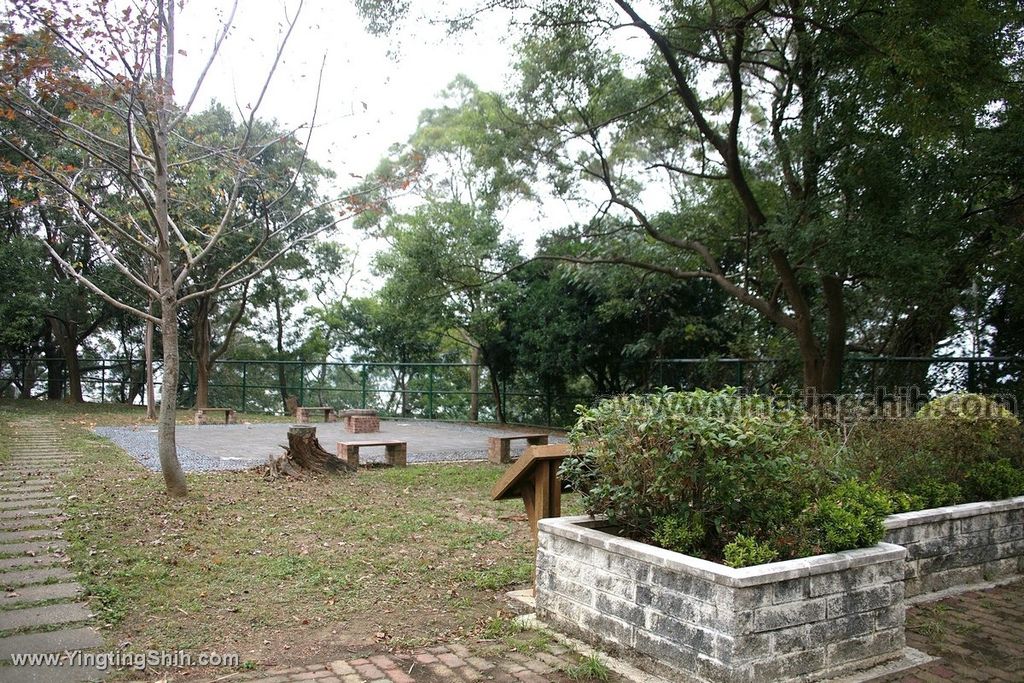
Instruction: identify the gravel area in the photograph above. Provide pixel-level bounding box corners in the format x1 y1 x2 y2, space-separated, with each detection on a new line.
93 420 565 473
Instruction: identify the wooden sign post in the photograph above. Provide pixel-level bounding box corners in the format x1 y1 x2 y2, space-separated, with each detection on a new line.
490 443 573 545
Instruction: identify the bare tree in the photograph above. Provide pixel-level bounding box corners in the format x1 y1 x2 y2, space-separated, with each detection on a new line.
0 0 357 496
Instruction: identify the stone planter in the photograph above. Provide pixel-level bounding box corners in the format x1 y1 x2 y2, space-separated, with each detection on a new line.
884 495 1024 598
536 516 907 683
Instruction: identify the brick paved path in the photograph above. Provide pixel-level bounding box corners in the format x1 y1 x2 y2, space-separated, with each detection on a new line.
207 641 635 683
870 579 1024 683
0 420 104 682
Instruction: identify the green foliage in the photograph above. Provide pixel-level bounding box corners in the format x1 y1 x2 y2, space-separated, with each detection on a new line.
963 460 1024 502
563 654 610 682
563 388 833 559
723 534 779 569
651 513 704 556
845 392 1023 508
796 480 892 556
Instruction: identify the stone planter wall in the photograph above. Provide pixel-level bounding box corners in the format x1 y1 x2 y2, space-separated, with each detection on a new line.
883 496 1024 597
536 516 907 683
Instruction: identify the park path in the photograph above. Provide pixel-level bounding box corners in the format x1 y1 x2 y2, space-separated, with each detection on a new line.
0 419 104 682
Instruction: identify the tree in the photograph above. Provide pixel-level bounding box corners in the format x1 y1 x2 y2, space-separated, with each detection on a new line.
363 1 1023 399
0 1 353 496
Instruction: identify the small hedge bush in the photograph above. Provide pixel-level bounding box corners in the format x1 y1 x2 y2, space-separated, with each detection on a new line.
845 392 1023 509
561 389 1023 567
562 388 889 565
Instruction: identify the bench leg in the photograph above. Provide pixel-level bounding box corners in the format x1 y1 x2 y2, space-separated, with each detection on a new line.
227 410 237 425
385 443 407 468
326 410 337 423
194 410 207 426
488 437 511 464
296 408 310 424
337 444 360 468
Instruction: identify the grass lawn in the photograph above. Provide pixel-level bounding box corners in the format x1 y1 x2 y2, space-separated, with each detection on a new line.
0 399 584 679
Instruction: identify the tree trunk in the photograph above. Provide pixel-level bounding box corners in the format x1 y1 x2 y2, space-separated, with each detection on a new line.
193 296 212 410
43 333 63 400
489 368 506 424
468 345 481 422
158 296 188 497
267 425 355 478
49 318 83 403
145 310 157 420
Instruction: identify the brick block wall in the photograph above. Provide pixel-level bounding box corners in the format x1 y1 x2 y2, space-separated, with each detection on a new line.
346 415 380 433
884 496 1024 597
536 517 906 683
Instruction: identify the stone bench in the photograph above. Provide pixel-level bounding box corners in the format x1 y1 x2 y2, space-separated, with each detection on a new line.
194 407 237 425
488 433 549 464
338 409 380 433
295 406 336 423
337 440 407 468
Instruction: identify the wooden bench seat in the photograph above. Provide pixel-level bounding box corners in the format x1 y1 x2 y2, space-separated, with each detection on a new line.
488 433 550 464
337 439 407 468
295 406 336 423
195 407 237 425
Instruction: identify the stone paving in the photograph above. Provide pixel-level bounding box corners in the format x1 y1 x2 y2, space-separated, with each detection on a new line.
0 420 104 682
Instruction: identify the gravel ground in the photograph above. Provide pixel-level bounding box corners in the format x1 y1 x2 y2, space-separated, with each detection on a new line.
93 421 564 473
94 427 257 472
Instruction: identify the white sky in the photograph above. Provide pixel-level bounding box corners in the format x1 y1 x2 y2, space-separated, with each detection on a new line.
173 0 583 262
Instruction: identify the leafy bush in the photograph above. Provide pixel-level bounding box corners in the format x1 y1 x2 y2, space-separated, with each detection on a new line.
563 388 836 561
795 480 892 555
844 393 1022 508
963 459 1024 501
723 534 779 568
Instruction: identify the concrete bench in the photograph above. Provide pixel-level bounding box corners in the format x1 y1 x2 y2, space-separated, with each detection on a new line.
195 407 237 425
337 440 407 468
295 406 336 423
338 409 380 433
488 433 549 464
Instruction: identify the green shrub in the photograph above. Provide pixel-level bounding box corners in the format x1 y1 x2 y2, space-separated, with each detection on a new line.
963 459 1024 501
723 534 779 568
916 393 1019 425
652 513 704 555
563 388 835 560
844 392 1022 508
797 480 892 555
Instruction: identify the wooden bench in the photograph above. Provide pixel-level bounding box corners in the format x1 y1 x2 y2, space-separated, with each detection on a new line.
337 439 407 468
194 407 237 425
488 433 550 464
295 406 336 423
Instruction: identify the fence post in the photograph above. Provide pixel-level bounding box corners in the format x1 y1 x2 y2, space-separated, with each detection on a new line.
967 359 978 393
298 362 305 406
188 361 196 408
545 386 552 427
241 362 247 414
99 361 106 403
428 365 435 420
360 366 368 409
735 360 743 388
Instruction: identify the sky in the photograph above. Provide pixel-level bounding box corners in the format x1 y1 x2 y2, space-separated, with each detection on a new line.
172 0 579 262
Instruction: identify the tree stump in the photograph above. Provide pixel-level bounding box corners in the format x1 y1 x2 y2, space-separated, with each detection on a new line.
266 425 355 479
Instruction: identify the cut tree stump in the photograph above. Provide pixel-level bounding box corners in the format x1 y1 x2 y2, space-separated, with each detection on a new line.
266 425 355 479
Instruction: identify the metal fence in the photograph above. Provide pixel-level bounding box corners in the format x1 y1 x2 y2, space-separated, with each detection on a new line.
1 355 1020 427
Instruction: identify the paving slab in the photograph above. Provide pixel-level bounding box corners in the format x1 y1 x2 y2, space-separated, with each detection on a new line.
0 582 82 607
0 540 69 559
0 555 65 571
0 626 104 660
0 492 60 503
0 517 61 532
0 602 91 633
0 567 74 588
0 663 105 682
0 500 60 512
0 509 61 520
0 530 61 544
